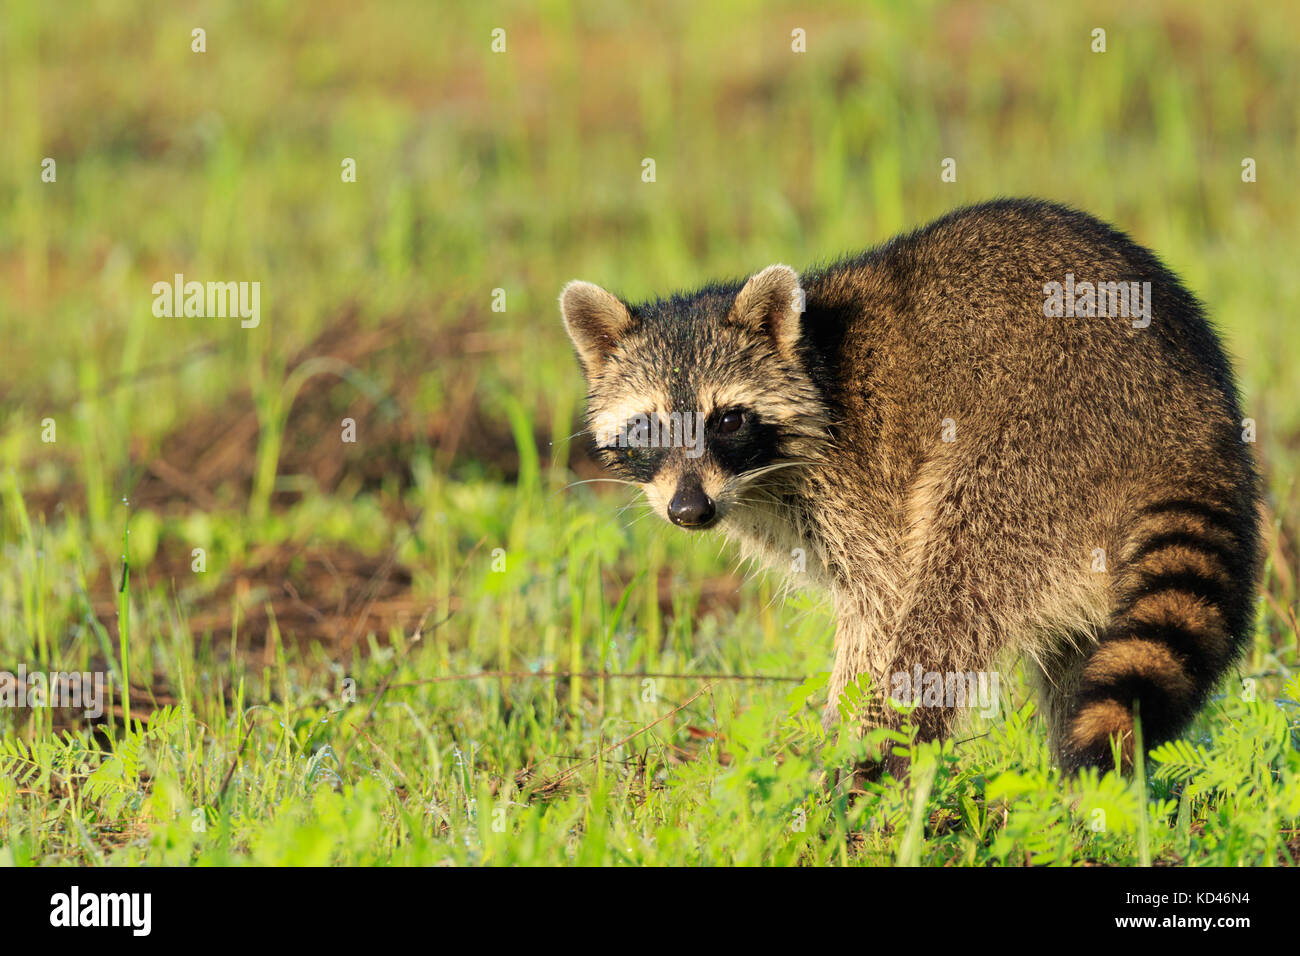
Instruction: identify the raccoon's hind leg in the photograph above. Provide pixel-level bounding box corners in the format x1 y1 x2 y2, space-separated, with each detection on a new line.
1029 636 1095 759
831 442 1076 777
1057 497 1262 773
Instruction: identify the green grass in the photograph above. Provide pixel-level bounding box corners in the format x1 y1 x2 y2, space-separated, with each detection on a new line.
1 0 1298 865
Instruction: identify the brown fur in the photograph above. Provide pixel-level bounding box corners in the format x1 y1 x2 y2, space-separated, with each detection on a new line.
561 199 1264 775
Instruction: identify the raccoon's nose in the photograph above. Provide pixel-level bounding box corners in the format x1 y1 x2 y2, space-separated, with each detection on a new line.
668 482 716 528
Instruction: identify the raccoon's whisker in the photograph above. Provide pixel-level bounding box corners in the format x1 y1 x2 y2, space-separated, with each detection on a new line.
728 552 751 580
741 565 769 590
720 462 819 501
624 513 657 530
723 483 790 505
546 430 591 459
562 477 640 492
724 497 779 509
722 494 769 509
734 459 820 483
617 498 653 518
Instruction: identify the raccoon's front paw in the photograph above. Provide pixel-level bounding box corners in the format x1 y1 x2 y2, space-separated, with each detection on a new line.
827 753 908 802
853 751 911 789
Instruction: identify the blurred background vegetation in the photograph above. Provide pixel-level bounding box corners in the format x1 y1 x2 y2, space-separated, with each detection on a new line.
0 0 1297 865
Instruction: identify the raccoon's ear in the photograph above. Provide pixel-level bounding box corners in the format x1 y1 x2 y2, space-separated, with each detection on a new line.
727 264 804 357
560 280 635 373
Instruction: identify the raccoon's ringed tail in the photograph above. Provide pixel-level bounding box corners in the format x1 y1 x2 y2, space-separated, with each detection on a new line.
1060 498 1257 771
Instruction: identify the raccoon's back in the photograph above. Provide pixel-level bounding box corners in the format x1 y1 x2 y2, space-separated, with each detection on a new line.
803 199 1250 486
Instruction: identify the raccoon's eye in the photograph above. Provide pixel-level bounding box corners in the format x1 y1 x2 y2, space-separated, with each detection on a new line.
717 410 745 435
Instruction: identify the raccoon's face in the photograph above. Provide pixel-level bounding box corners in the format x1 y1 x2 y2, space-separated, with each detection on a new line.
560 265 828 531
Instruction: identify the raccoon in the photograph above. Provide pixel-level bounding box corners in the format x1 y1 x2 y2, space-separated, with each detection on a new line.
559 198 1263 774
